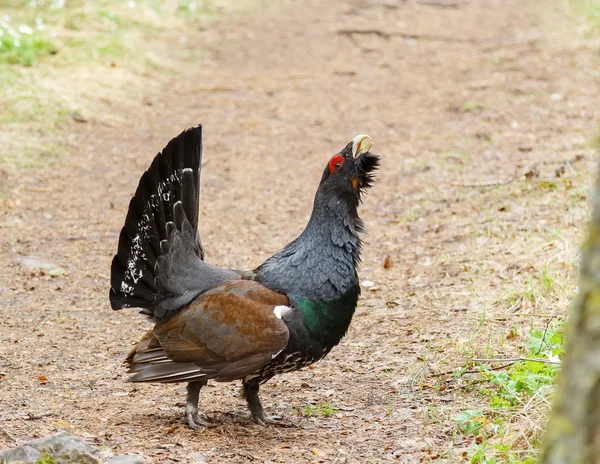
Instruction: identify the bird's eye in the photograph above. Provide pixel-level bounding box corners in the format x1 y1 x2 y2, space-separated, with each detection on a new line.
328 155 345 174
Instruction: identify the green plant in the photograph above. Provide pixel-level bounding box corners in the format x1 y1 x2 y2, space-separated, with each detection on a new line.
461 101 488 113
569 0 600 32
0 31 58 66
452 322 564 462
452 409 485 436
35 453 58 464
303 402 338 417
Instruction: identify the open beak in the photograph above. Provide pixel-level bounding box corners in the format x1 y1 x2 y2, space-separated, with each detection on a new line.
351 134 374 159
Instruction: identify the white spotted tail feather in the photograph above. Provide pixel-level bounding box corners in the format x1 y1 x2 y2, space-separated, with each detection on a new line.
109 125 237 320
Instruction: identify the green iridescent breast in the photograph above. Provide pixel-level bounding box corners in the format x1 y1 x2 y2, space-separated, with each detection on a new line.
289 286 360 346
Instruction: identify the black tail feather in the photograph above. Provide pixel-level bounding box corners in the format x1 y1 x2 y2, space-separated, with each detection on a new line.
110 126 203 312
110 125 238 318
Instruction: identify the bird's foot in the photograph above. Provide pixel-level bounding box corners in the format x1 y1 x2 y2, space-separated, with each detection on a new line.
186 405 216 430
253 414 299 428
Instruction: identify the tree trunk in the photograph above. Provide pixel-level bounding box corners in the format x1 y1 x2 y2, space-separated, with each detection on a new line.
541 168 600 463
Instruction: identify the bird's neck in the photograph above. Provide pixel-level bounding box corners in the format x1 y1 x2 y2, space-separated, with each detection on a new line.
256 192 363 301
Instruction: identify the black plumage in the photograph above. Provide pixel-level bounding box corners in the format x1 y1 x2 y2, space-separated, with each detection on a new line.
110 126 379 427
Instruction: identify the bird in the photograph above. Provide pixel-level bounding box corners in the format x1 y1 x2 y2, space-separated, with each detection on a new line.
109 125 379 429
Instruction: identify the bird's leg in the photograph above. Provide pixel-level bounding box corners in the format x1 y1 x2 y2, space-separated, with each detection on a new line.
242 379 296 427
242 379 268 425
185 380 215 430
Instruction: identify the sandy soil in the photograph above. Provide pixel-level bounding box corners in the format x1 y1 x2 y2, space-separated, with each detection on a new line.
1 0 600 462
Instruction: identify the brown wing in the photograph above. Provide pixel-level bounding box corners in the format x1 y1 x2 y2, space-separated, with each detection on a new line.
126 280 290 383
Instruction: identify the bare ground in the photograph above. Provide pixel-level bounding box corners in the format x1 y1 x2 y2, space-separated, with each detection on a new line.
1 0 600 462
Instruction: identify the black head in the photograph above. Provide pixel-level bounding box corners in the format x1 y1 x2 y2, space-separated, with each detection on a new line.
318 135 380 204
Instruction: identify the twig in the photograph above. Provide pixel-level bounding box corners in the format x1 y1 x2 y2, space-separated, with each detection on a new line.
536 316 557 355
337 29 539 50
24 410 55 420
431 362 515 377
480 39 539 52
336 29 472 43
495 313 559 319
0 426 16 443
450 176 519 188
415 170 553 220
411 364 427 392
358 0 461 10
473 357 561 365
505 295 524 313
415 0 460 8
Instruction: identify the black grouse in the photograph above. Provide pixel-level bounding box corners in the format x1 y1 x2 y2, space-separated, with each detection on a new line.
110 125 379 428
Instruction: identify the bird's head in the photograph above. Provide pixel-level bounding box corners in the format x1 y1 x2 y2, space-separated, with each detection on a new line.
318 134 380 205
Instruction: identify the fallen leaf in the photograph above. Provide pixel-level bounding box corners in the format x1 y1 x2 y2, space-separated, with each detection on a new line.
506 329 518 339
524 164 540 179
383 256 393 269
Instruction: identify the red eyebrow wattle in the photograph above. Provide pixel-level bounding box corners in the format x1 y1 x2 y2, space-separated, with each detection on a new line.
328 155 344 174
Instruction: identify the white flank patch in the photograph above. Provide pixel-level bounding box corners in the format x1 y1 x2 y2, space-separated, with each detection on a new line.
273 305 291 319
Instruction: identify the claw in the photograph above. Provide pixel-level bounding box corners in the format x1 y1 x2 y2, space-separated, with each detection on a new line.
187 410 216 430
253 415 299 428
187 414 217 430
185 396 216 430
185 380 214 430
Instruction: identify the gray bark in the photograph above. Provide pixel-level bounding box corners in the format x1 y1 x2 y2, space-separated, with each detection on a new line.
541 164 600 463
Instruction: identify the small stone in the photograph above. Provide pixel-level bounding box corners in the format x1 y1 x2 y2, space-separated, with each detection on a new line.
48 267 68 276
71 110 88 123
188 452 207 463
14 255 58 271
106 456 145 464
550 93 563 101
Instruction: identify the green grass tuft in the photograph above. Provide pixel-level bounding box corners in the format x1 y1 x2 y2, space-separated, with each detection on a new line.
0 33 58 66
452 322 564 462
302 402 338 418
35 453 58 464
569 0 600 33
0 0 257 173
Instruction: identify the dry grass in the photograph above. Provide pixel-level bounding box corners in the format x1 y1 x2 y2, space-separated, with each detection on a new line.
0 0 259 170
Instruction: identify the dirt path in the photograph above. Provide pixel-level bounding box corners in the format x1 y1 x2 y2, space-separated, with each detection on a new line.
1 0 599 462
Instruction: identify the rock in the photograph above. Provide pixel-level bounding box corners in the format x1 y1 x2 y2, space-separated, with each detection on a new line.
14 255 59 270
106 456 145 464
47 267 68 276
189 452 207 463
71 110 88 123
0 432 99 464
0 445 42 463
0 432 144 464
13 255 67 277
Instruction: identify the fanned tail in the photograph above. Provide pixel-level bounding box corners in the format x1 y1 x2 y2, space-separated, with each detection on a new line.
110 125 237 319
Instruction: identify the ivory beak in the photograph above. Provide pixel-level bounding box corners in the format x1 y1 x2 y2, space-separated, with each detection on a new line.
351 134 374 159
